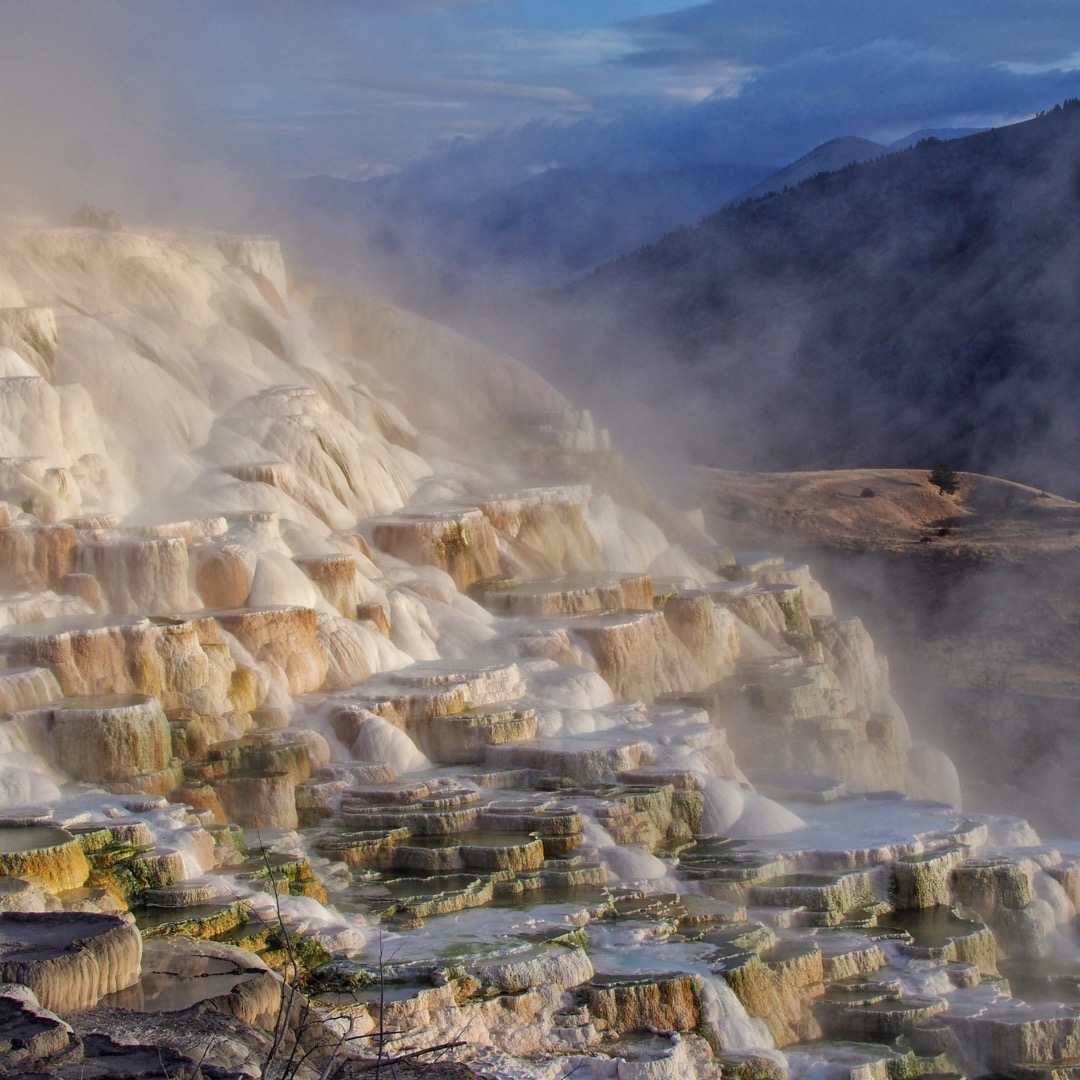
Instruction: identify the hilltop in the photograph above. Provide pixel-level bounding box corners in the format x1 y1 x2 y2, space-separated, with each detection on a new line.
702 466 1080 557
700 465 1080 832
737 135 891 201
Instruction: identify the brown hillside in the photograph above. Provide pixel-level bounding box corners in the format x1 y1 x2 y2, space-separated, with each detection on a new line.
698 466 1080 835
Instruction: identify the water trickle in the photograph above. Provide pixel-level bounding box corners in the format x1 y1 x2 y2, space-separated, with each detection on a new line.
700 973 783 1059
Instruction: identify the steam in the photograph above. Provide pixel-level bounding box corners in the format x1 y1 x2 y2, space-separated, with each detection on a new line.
0 3 268 229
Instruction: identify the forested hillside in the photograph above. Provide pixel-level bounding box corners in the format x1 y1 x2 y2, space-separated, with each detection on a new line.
574 102 1080 494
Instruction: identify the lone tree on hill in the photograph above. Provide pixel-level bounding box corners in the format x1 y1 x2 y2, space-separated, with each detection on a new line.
929 464 960 495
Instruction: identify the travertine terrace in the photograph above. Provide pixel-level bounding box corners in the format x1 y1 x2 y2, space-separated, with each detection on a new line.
0 222 1076 1078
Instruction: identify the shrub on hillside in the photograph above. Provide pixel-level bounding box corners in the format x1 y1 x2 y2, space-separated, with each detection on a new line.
929 464 960 495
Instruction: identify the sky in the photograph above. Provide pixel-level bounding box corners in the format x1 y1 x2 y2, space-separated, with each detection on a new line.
196 0 1080 178
3 1 1080 205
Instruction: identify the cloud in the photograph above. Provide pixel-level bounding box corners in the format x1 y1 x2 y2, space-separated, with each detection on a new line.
270 0 1080 183
380 40 1080 192
692 39 1080 159
618 0 1080 70
0 2 263 222
330 73 591 109
6 0 1080 192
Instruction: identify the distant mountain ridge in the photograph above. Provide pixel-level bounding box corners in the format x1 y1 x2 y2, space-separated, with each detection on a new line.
302 160 771 286
297 126 988 303
888 127 987 149
738 136 890 201
738 128 988 203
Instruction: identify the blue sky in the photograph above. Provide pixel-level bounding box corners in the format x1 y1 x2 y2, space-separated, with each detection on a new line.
188 1 1080 178
5 1 1080 197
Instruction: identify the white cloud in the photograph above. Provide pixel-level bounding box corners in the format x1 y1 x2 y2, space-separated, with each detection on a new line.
618 1 1080 70
5 0 1080 188
999 51 1080 76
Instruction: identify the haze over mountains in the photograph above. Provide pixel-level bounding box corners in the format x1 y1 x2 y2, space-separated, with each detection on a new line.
299 125 977 295
304 161 768 289
734 128 981 201
537 102 1080 497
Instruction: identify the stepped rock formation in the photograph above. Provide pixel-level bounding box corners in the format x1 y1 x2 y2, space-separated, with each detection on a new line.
0 222 1071 1079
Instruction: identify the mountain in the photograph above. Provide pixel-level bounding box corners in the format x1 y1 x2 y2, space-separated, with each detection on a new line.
299 127 987 303
889 126 987 149
300 159 772 296
738 135 891 201
438 162 771 276
563 102 1080 496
